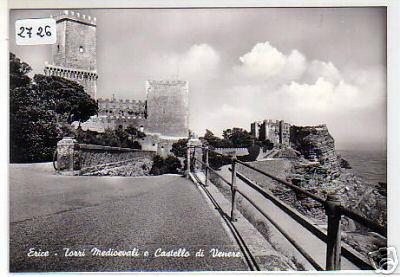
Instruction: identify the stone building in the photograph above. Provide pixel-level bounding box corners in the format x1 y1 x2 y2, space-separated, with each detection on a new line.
78 96 146 132
50 11 190 157
252 119 291 146
279 121 291 145
44 10 98 99
145 80 189 138
259 119 280 143
77 81 190 157
250 121 262 139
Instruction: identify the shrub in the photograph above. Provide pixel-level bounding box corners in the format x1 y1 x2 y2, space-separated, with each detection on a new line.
165 156 182 174
238 145 260 162
208 151 232 170
149 155 182 175
75 126 143 149
171 139 188 158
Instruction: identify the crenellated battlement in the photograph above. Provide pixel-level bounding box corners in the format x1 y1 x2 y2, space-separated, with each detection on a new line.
44 63 98 79
45 10 97 98
97 98 146 105
51 10 96 26
147 80 188 86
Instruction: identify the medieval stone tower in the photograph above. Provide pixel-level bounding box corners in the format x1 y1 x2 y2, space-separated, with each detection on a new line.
44 10 98 99
145 80 189 138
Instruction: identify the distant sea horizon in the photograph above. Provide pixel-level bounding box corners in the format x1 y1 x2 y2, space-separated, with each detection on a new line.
336 149 387 185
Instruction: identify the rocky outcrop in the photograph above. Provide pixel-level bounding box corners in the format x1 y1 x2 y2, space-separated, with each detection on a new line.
237 123 386 259
290 124 341 172
271 148 301 159
237 158 387 259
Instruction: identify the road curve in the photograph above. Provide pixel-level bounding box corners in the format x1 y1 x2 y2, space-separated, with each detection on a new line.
9 163 248 272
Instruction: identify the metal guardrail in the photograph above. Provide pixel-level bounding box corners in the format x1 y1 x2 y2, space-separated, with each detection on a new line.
186 145 387 271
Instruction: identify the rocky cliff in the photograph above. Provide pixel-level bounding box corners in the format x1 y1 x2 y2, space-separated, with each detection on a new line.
286 124 386 227
242 124 387 258
289 124 341 172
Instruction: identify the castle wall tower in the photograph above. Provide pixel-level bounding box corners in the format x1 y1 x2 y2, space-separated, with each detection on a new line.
44 10 98 99
145 80 189 138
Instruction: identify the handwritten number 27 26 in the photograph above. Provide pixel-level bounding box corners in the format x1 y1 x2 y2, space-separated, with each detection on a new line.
18 26 51 38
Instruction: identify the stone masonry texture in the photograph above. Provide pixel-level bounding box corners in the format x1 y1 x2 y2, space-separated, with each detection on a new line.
145 80 189 137
45 11 97 98
56 138 155 175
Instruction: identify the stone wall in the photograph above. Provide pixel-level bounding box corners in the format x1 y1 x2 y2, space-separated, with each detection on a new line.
214 148 249 157
45 10 97 98
51 11 97 71
56 137 155 175
97 98 146 118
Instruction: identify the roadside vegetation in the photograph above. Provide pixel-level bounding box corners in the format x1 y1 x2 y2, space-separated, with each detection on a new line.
10 53 146 163
10 53 98 163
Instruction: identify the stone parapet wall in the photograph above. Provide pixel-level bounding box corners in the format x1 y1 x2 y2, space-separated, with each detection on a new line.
213 147 249 157
56 138 156 175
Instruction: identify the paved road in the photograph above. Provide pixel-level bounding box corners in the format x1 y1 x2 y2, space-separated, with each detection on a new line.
9 163 247 272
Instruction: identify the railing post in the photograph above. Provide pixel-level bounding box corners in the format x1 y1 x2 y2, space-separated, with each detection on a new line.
325 193 342 271
185 145 191 178
230 155 238 222
204 147 209 186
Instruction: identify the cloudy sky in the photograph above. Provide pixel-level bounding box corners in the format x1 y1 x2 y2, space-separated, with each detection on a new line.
10 8 386 150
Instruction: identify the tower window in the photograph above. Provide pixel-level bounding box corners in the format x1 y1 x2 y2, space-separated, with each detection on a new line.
79 46 84 53
57 45 60 52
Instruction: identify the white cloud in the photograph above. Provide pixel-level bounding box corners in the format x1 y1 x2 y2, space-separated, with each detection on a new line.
192 41 386 148
179 44 220 79
233 41 306 84
236 42 287 77
142 40 385 149
146 44 220 81
304 60 342 85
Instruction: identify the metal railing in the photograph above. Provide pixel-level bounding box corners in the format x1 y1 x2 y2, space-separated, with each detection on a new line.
186 146 386 271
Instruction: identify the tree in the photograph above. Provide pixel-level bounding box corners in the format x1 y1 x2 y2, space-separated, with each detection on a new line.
222 128 253 148
165 156 182 174
75 125 144 150
115 125 129 147
33 74 98 124
10 53 31 89
10 104 61 162
10 54 61 162
9 53 98 162
100 129 120 147
171 139 188 158
202 129 233 148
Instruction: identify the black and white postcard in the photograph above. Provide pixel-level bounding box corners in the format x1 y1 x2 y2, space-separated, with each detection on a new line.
4 1 399 275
